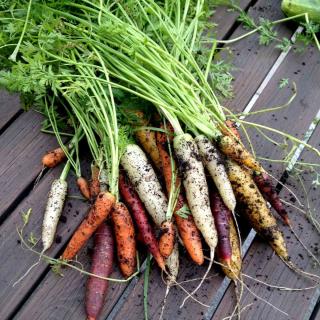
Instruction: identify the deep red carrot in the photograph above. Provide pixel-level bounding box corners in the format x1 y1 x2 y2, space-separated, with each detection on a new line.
253 172 290 225
77 176 91 200
210 188 232 265
62 192 115 261
42 147 66 168
85 224 114 320
159 221 175 258
156 129 204 265
111 202 137 278
210 186 242 280
119 172 166 270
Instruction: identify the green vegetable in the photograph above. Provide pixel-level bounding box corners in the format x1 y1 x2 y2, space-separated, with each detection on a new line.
282 0 320 23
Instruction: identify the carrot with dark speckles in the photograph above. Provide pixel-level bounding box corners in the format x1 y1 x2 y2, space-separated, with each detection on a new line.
226 160 288 260
156 130 204 265
218 135 265 173
42 147 66 168
85 224 113 320
119 173 165 270
159 221 175 258
111 202 137 278
62 192 115 261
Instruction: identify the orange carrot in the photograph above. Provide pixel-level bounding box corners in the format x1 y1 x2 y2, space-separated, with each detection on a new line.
42 147 66 168
90 165 100 200
156 130 204 265
77 176 91 200
112 202 137 278
62 192 115 261
159 221 175 258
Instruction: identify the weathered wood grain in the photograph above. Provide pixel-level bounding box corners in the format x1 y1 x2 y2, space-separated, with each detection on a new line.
212 124 320 320
0 163 90 320
0 90 21 131
0 111 62 221
222 2 293 113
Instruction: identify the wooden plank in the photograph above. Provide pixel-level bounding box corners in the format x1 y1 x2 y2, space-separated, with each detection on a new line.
0 90 21 131
212 124 320 320
213 0 253 40
8 3 258 320
0 111 61 221
222 2 293 113
0 163 90 320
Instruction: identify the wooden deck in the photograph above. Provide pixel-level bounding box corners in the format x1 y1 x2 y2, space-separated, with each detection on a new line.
0 1 319 319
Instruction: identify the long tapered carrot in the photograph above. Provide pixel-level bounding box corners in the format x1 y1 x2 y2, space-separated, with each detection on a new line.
226 160 288 260
156 130 204 265
210 186 241 280
62 192 115 261
119 173 165 270
112 202 137 278
42 147 66 168
85 224 114 320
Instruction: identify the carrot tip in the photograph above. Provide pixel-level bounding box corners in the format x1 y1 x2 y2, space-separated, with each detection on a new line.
87 316 96 320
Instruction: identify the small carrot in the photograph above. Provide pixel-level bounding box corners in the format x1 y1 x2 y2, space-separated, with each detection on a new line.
111 202 137 278
90 165 100 200
77 176 91 200
85 224 114 320
119 172 165 270
156 130 204 265
159 221 175 258
42 147 66 168
62 192 115 261
226 160 288 260
219 119 241 140
253 172 290 225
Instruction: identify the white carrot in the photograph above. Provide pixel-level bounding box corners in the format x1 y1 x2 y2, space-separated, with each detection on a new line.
121 144 167 227
195 135 236 212
173 133 217 250
174 133 217 307
42 161 70 251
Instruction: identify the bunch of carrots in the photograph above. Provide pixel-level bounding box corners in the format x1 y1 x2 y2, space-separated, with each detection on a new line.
1 1 319 319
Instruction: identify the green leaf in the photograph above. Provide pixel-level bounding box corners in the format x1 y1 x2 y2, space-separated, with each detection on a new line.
278 78 289 89
21 208 32 225
276 38 291 52
175 203 192 219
